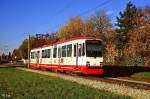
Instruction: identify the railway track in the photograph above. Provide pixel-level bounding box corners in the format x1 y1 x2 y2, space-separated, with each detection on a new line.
77 75 150 90
107 77 150 85
35 68 150 90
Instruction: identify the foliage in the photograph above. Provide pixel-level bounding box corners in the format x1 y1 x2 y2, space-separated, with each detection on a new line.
0 68 131 99
123 53 144 66
115 2 150 66
124 7 150 66
57 10 112 41
127 26 150 54
11 49 22 61
19 36 36 59
57 17 84 40
19 33 58 59
8 52 12 61
1 53 7 60
34 33 58 47
82 19 95 37
104 29 118 65
116 1 138 49
89 10 112 39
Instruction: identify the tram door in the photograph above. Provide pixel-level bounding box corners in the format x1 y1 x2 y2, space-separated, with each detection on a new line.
73 44 78 66
74 43 85 66
58 47 62 66
36 51 40 67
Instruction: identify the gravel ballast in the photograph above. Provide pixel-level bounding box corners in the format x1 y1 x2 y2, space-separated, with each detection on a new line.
17 68 150 99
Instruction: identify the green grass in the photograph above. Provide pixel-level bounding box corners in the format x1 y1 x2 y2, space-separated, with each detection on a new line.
131 72 150 79
0 68 132 99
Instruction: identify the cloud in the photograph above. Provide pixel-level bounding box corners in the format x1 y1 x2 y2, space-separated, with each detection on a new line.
106 10 114 15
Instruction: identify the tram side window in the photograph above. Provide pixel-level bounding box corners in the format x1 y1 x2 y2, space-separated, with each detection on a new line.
53 47 57 58
62 45 66 57
67 44 72 57
42 50 45 58
31 52 35 59
74 45 76 57
47 49 51 58
42 49 51 58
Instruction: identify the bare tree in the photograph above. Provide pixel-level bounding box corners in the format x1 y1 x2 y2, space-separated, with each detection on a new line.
89 10 112 39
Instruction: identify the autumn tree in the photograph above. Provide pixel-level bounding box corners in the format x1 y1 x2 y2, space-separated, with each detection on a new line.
12 49 22 61
19 36 36 59
82 19 95 37
89 10 112 40
104 29 118 64
34 32 58 47
124 7 150 66
57 17 84 40
19 33 57 59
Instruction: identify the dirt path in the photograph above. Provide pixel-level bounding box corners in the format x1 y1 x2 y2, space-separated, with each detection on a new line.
17 67 150 99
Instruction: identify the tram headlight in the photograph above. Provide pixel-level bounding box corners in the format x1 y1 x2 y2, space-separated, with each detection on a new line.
86 61 90 67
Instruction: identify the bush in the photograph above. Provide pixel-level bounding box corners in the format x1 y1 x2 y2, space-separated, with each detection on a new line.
123 54 144 66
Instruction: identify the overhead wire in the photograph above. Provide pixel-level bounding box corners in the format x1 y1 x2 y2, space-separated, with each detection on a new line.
78 0 113 17
50 0 113 32
50 0 73 19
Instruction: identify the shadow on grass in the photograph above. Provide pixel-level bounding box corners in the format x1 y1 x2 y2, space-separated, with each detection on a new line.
0 63 26 68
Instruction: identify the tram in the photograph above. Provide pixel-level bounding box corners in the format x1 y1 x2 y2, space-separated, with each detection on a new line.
30 37 103 74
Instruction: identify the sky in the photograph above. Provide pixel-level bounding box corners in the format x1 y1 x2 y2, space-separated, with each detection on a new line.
0 0 150 54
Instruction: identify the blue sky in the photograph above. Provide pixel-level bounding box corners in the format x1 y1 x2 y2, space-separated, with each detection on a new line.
0 0 149 54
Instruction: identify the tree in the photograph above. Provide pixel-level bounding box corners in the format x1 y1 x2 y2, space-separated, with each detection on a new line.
104 29 118 64
1 53 6 60
34 32 58 47
19 36 36 59
82 19 95 37
19 33 58 59
11 49 21 61
143 6 150 24
124 7 150 66
57 10 112 41
8 52 12 61
57 17 84 40
89 10 112 39
116 1 138 50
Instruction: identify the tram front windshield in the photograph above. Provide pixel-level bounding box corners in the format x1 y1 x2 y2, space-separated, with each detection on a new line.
86 40 102 57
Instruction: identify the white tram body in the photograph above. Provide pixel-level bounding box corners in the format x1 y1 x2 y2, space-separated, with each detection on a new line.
30 37 103 74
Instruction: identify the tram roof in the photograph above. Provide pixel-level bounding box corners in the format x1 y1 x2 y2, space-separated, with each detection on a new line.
31 37 97 50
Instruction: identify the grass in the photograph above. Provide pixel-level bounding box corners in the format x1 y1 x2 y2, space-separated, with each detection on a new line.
0 68 132 99
131 72 150 79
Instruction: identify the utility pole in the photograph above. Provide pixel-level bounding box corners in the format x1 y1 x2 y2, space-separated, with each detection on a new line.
28 35 30 68
0 48 2 62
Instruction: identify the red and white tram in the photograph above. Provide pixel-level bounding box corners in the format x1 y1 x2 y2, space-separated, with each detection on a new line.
30 37 103 74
